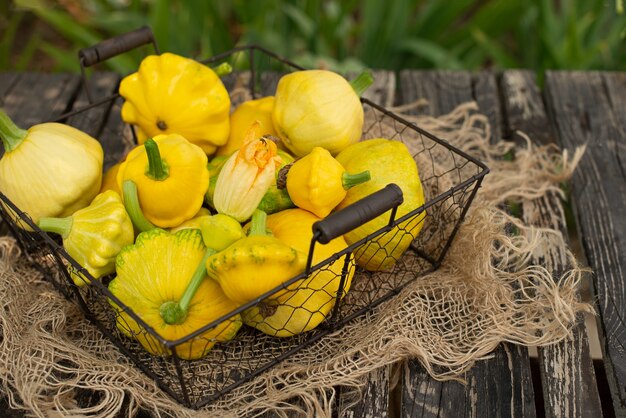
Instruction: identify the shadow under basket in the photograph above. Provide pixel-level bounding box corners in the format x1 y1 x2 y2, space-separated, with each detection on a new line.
0 43 489 409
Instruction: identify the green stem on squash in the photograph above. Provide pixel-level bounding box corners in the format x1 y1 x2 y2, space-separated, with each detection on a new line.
248 209 268 237
38 216 73 239
349 70 374 97
0 109 28 152
144 138 169 180
122 180 156 232
342 170 371 190
160 248 216 325
212 62 233 77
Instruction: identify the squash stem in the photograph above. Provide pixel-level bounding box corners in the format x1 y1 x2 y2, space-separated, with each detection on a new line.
213 62 233 77
160 248 217 326
122 180 157 232
342 170 371 190
144 138 169 180
248 209 268 236
0 109 28 152
38 216 73 239
349 70 374 97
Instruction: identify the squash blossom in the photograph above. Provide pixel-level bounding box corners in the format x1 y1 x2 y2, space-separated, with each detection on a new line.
213 123 282 222
205 149 295 215
109 223 243 360
37 190 134 286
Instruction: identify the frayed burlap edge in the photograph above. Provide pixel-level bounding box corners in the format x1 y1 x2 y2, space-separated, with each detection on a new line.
0 101 591 417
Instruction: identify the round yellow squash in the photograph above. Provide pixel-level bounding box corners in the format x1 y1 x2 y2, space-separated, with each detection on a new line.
335 138 426 271
242 208 354 337
272 70 364 157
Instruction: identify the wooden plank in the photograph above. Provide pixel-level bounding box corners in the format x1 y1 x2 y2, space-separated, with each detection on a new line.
0 72 21 103
501 71 555 145
501 70 602 418
1 72 81 127
401 345 536 417
65 72 120 136
339 367 390 418
398 70 536 417
545 71 626 417
473 72 503 143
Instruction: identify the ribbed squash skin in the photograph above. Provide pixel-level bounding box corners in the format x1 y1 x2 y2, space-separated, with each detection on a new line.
242 208 354 337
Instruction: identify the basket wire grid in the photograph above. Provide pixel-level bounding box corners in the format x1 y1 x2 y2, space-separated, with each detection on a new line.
0 43 489 409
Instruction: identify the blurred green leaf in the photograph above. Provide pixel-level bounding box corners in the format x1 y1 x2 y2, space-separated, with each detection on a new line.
399 38 464 69
14 27 39 70
283 3 316 39
0 11 23 68
39 41 82 72
470 29 520 68
3 0 626 75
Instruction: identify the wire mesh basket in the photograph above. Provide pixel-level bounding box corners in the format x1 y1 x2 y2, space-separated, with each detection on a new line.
0 28 489 409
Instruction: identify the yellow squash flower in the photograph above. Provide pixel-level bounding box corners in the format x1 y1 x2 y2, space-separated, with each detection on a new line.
213 123 282 222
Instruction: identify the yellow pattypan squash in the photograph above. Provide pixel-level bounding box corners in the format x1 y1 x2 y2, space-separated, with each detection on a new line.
119 52 231 155
335 138 426 271
206 210 306 305
286 146 370 218
117 134 209 229
0 110 103 229
242 208 354 337
109 228 242 360
38 190 134 286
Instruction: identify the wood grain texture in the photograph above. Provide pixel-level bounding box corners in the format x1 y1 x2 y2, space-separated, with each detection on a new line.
0 72 20 104
398 70 536 417
338 366 390 418
545 71 626 417
400 345 536 418
473 72 503 143
1 73 81 127
500 71 555 145
65 72 120 134
500 70 603 418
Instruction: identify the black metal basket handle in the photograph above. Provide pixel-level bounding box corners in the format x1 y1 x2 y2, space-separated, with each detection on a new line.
77 26 159 103
312 183 404 245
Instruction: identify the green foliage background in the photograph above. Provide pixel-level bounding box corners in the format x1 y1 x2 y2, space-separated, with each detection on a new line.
1 0 625 75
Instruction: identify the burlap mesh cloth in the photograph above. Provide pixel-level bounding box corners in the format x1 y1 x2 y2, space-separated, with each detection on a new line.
0 102 591 417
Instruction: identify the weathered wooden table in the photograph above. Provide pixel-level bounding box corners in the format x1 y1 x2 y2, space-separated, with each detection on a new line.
0 69 624 417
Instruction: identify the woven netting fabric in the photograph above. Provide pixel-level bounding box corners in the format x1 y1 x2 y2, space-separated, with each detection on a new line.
0 102 591 417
